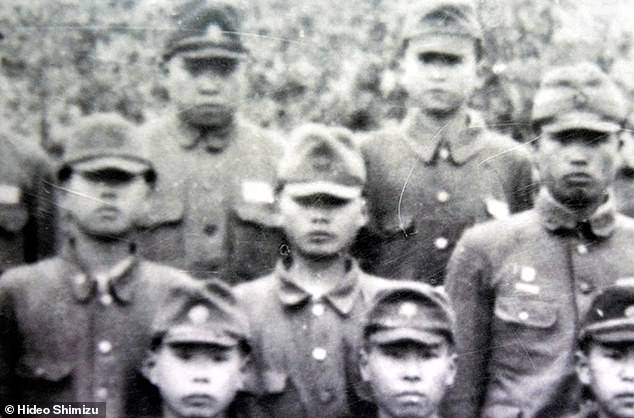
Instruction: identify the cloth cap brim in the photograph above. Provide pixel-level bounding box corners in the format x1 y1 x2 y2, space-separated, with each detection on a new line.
72 156 151 175
283 182 363 199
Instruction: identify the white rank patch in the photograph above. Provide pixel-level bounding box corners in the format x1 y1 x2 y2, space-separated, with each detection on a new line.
485 198 510 220
0 184 21 204
515 282 540 295
242 180 275 204
188 305 210 325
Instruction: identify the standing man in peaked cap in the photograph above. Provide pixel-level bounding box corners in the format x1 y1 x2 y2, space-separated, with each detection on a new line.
138 0 284 283
357 0 534 286
444 62 634 418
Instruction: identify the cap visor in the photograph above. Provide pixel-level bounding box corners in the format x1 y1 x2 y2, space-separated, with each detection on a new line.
542 112 621 134
284 182 363 199
72 157 150 174
408 33 476 55
163 328 239 347
178 47 246 60
590 329 634 343
369 328 449 346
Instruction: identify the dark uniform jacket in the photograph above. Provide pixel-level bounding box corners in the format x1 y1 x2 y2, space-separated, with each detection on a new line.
137 114 284 282
234 258 394 418
0 241 199 418
358 109 534 285
0 135 55 273
615 168 634 218
444 190 634 418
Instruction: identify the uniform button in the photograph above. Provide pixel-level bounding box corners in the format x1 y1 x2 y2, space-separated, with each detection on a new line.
576 244 588 255
75 274 87 284
579 281 593 294
518 311 529 321
95 387 108 400
436 190 450 203
204 224 218 235
312 347 327 361
34 367 45 377
319 389 334 404
98 340 112 354
434 237 449 250
439 147 450 160
312 303 325 317
100 294 113 306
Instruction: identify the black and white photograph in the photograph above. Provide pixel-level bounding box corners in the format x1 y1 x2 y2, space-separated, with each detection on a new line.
1 0 634 417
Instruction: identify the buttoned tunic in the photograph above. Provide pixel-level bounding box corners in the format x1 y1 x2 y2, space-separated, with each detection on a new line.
358 110 534 285
0 135 55 273
444 190 634 418
0 242 198 418
234 259 393 418
137 114 284 282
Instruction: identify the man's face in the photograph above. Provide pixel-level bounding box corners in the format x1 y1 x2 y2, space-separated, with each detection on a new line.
619 129 634 171
578 342 634 418
399 37 478 115
165 55 244 126
537 129 620 207
59 167 149 239
278 190 367 260
361 338 456 418
149 343 245 418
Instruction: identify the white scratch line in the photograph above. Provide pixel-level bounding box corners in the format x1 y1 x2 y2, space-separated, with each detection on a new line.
478 134 541 167
54 184 111 205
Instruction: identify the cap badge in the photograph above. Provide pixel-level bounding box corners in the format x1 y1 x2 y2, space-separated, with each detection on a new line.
188 304 210 325
398 302 418 319
520 266 536 283
625 305 634 318
204 24 225 43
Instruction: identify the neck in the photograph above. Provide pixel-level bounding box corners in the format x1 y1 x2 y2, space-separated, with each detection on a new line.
560 197 606 222
70 228 132 276
162 404 228 418
408 106 467 144
288 253 348 298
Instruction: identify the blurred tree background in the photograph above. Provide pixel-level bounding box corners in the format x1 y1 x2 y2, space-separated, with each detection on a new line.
0 0 632 154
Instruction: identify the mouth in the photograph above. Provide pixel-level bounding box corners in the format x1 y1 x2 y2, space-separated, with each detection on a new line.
182 394 215 408
307 231 336 242
95 207 120 218
563 173 593 185
394 392 427 404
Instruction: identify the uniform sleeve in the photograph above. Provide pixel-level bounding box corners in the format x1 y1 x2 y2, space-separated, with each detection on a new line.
442 231 494 418
508 145 536 213
0 277 19 404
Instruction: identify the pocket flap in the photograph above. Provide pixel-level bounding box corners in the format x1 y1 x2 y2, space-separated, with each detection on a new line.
494 297 557 328
16 356 73 382
0 204 28 233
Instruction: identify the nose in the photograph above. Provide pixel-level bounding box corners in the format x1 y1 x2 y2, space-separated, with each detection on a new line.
401 358 423 382
97 183 117 200
193 375 210 384
619 359 634 381
566 143 590 166
428 64 446 81
197 74 221 95
309 208 330 225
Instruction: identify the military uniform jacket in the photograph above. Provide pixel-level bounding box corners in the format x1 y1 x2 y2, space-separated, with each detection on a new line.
443 190 634 418
137 114 284 282
0 242 198 418
234 258 394 418
358 109 534 285
0 135 55 273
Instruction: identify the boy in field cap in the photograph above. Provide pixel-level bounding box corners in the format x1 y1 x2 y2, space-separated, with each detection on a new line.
0 113 199 417
358 0 534 285
572 280 634 418
360 283 457 418
235 123 393 417
143 280 264 418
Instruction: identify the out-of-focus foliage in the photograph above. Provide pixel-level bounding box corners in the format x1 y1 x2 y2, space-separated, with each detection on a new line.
0 0 632 153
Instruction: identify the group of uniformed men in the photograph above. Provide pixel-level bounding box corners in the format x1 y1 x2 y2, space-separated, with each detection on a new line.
2 0 634 417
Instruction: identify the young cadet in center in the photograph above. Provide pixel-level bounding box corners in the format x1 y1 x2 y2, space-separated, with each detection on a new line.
234 124 393 418
571 281 634 418
359 283 457 418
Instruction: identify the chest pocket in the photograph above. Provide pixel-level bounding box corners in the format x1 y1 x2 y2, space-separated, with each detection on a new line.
15 355 74 402
253 369 306 417
0 184 28 234
494 297 557 329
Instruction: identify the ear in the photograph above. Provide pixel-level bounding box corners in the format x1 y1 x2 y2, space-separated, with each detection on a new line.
357 197 369 229
445 352 458 387
141 351 159 386
359 347 371 382
238 352 254 391
576 349 592 386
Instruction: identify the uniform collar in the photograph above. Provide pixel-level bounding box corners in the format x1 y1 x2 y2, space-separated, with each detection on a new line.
275 257 362 316
62 238 139 304
175 112 236 152
401 108 486 164
536 189 616 238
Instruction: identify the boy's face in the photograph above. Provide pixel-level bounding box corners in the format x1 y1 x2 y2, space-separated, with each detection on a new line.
59 167 149 238
399 37 478 115
578 341 634 418
278 190 367 259
148 343 246 418
165 55 244 126
361 338 456 418
537 129 620 207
